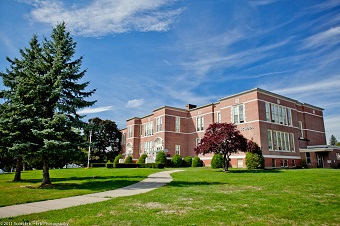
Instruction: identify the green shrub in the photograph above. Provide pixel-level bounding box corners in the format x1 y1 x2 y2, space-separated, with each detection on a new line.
106 163 114 168
90 163 106 168
139 163 165 169
192 156 203 167
115 163 139 168
246 152 264 170
171 154 183 167
211 153 223 169
136 154 147 164
113 154 122 167
124 156 133 164
155 151 167 164
183 156 192 167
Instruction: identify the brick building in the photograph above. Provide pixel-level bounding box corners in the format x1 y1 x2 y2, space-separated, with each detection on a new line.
121 88 339 168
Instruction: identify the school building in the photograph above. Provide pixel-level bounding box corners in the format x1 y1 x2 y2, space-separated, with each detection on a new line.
120 88 340 168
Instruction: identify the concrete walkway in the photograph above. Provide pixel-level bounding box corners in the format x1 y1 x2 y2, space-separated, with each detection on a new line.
0 170 182 219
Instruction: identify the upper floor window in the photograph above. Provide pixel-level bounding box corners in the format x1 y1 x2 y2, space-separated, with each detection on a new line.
233 104 244 124
175 117 180 133
122 133 126 144
156 117 163 132
196 116 204 131
265 102 292 126
144 122 153 136
268 130 295 152
298 121 303 138
217 112 221 123
128 125 133 138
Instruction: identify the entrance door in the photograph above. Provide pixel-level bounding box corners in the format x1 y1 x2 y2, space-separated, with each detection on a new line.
317 154 324 168
237 159 244 168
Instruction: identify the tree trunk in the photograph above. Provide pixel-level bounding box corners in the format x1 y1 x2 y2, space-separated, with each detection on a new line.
13 158 22 181
223 154 227 171
42 159 51 186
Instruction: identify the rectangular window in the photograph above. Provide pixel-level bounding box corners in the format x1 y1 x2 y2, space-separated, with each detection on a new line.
283 107 287 125
271 104 275 122
217 112 221 123
175 117 180 133
265 103 271 122
122 133 126 145
281 132 285 151
175 145 180 155
284 159 288 167
128 125 133 138
233 104 245 124
284 133 289 151
268 130 273 151
279 106 283 124
196 116 204 131
287 109 292 126
299 121 303 138
144 122 154 136
140 125 143 136
306 152 311 164
290 133 295 152
196 138 201 147
292 159 296 167
277 131 282 150
273 131 277 150
274 105 279 123
156 117 162 132
280 159 284 167
272 159 276 168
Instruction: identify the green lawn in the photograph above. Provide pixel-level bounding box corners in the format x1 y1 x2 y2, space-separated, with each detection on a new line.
0 168 162 207
1 168 339 226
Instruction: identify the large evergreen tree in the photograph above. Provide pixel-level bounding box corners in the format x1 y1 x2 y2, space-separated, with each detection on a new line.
329 135 337 146
0 22 96 185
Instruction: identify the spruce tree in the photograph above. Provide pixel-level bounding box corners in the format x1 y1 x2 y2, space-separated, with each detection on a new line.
329 135 337 146
0 22 96 185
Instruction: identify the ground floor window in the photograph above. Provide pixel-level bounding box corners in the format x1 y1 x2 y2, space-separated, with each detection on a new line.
284 159 288 167
175 145 180 155
306 152 311 164
237 159 243 168
292 159 296 167
272 159 276 168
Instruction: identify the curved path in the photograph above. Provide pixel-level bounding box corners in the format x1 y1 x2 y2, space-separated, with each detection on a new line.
0 170 182 219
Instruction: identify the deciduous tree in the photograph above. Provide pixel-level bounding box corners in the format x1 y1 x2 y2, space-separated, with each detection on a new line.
195 123 247 171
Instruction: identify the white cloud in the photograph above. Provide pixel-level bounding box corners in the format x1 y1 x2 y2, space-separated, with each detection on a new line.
77 106 113 114
302 26 340 50
26 0 183 37
126 99 145 108
271 75 340 96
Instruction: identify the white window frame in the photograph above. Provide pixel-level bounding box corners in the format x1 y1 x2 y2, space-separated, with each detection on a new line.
156 117 163 132
232 104 245 124
175 145 180 155
128 125 133 138
196 138 201 147
298 121 303 138
175 117 180 133
217 112 221 123
196 116 204 131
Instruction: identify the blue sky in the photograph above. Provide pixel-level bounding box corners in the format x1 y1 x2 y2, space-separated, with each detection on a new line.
0 0 339 143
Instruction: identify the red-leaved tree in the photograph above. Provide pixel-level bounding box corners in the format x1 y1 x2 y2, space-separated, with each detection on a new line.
195 123 247 171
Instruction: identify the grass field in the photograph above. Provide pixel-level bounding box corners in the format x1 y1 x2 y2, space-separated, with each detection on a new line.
1 168 339 225
0 168 162 207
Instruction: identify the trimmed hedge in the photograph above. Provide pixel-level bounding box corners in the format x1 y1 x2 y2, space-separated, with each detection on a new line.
171 154 182 167
115 163 139 168
114 163 165 169
155 151 167 164
245 152 264 170
139 163 165 169
211 153 223 169
106 163 114 168
137 154 147 164
124 156 133 163
183 156 192 167
90 163 106 168
192 156 203 167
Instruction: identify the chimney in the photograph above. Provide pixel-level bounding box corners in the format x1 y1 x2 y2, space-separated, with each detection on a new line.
186 104 197 110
